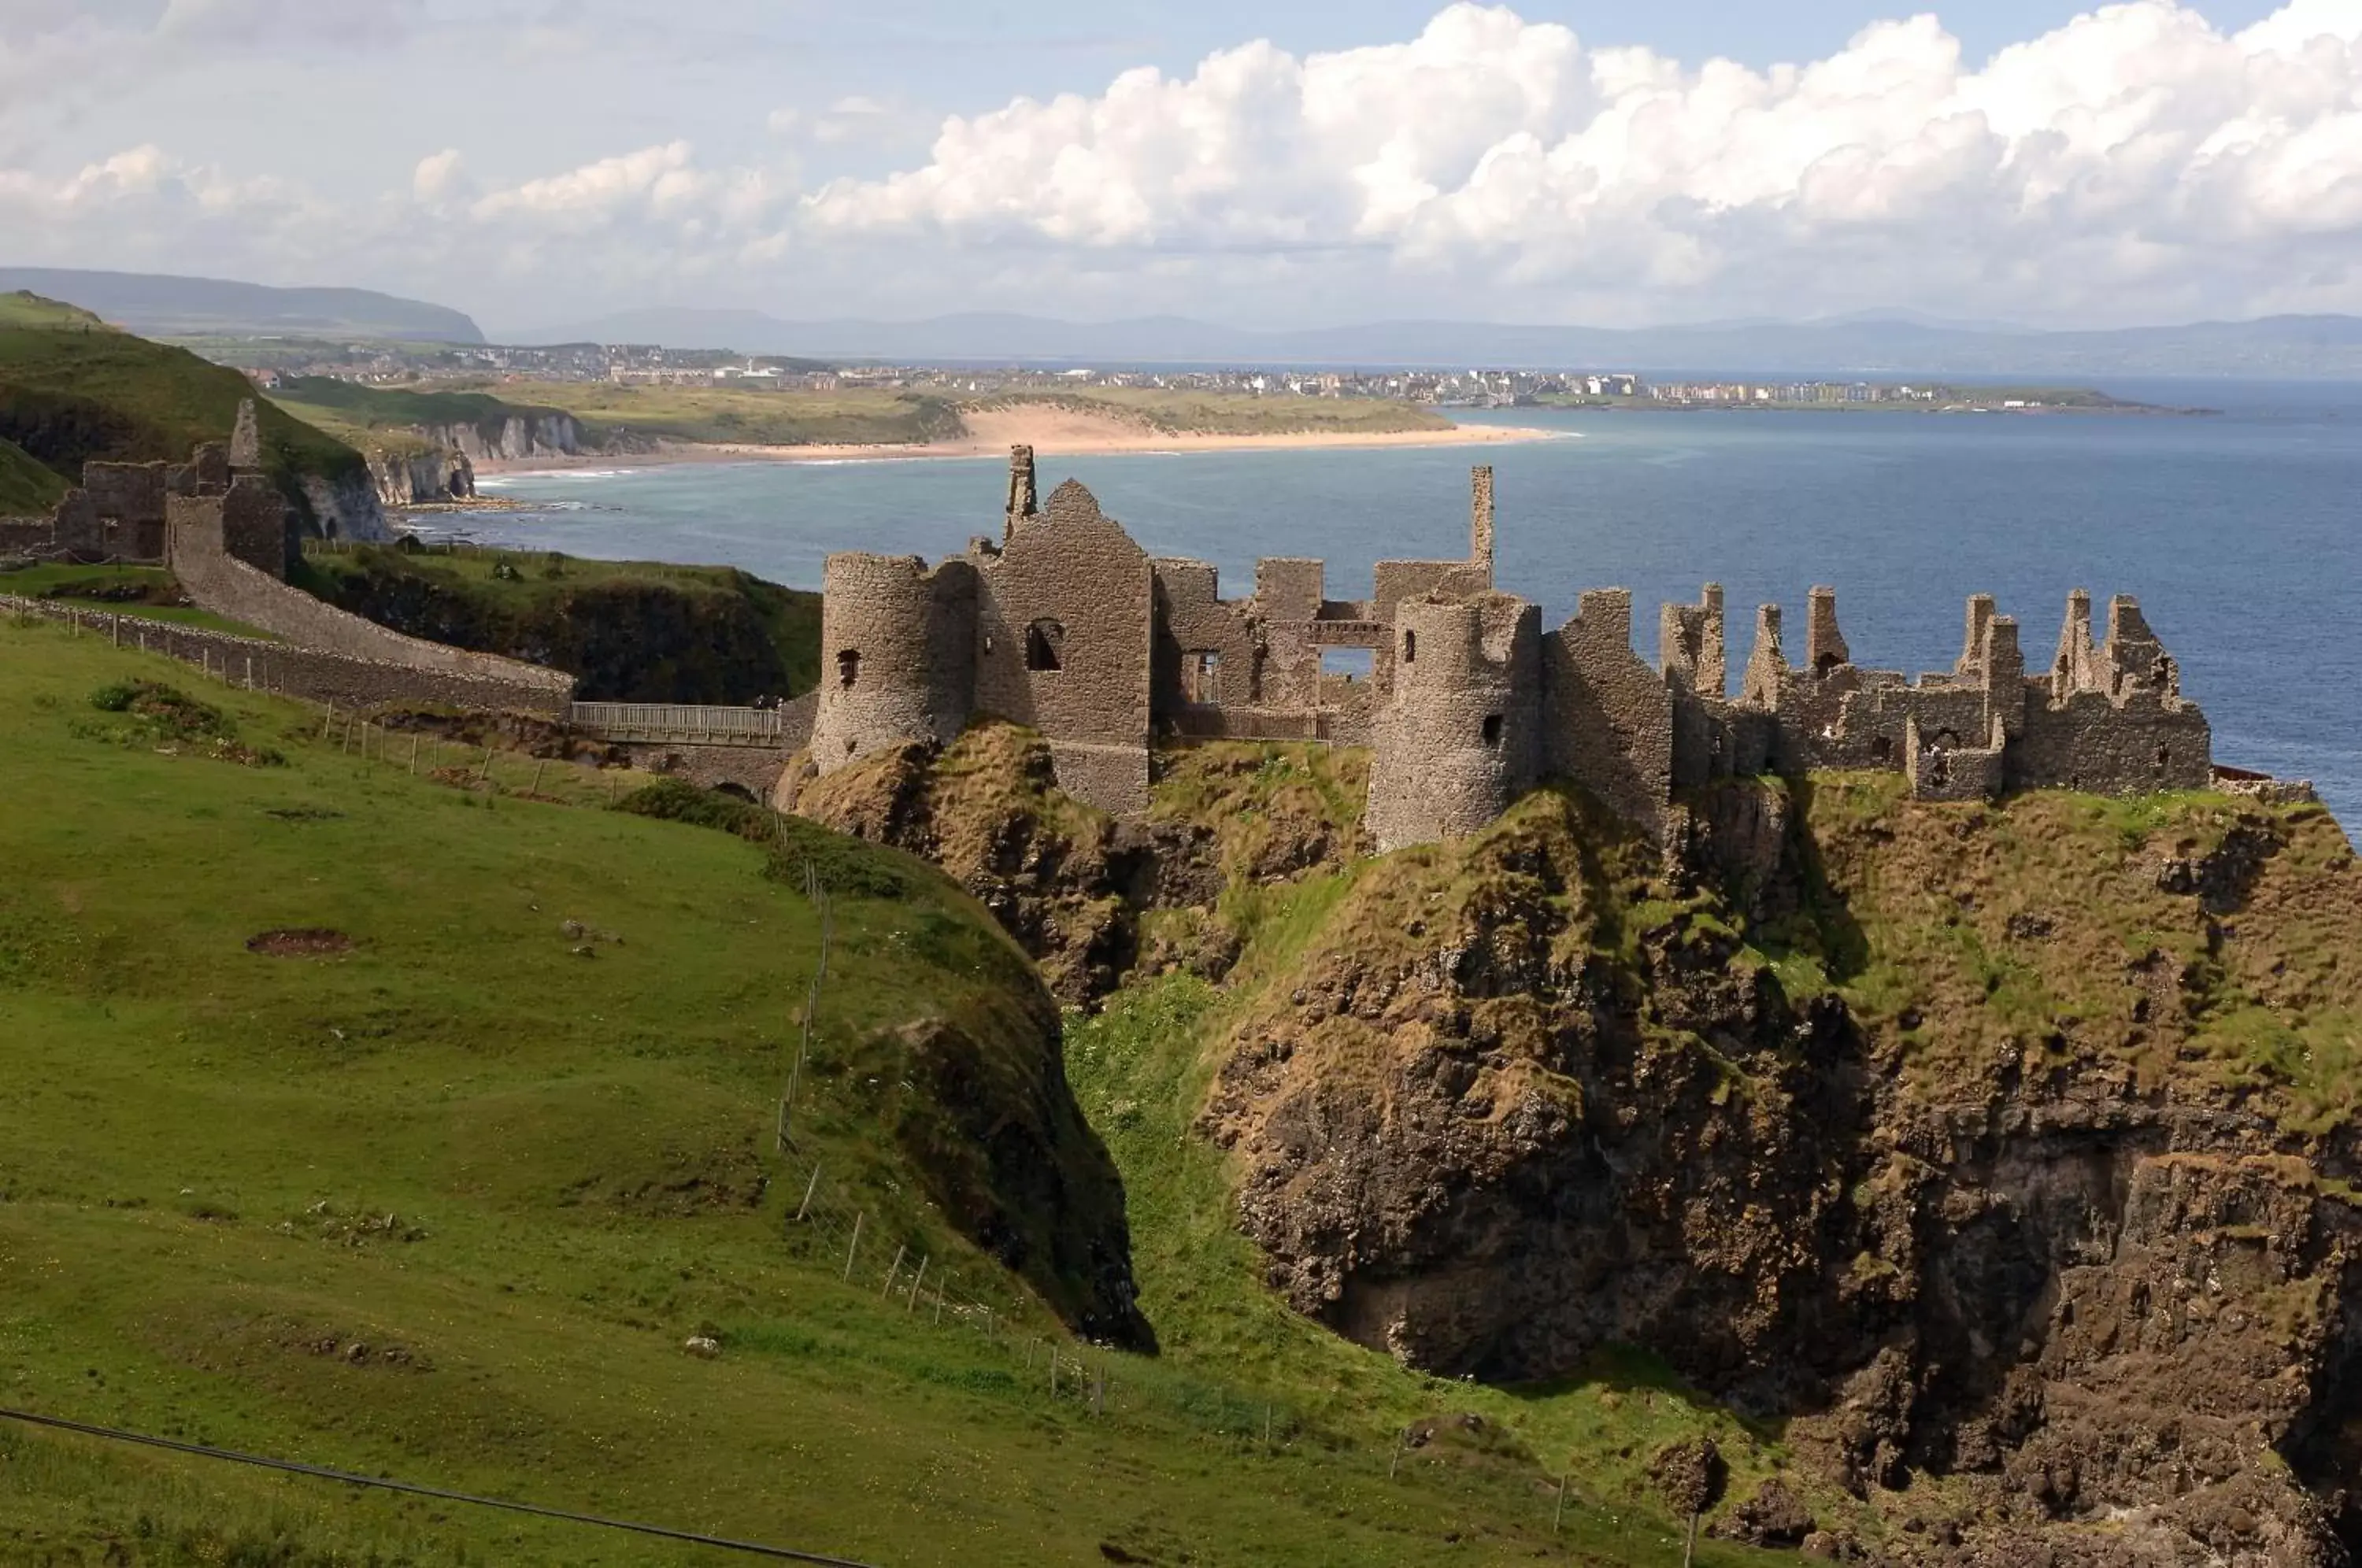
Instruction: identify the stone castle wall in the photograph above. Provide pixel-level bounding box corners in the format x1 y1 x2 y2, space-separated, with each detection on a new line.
1542 589 1675 836
165 483 570 707
1367 594 1539 852
1 594 569 716
790 449 2237 848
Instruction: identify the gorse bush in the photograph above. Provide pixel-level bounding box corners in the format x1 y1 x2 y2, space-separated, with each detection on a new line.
81 679 281 765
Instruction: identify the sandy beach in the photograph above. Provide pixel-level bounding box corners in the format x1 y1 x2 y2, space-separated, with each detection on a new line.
474 405 1566 475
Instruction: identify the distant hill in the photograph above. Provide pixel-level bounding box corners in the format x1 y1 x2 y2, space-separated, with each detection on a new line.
0 268 483 345
501 305 2362 377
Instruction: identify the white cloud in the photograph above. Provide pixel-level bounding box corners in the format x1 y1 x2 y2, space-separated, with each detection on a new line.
802 0 2362 322
10 2 2362 327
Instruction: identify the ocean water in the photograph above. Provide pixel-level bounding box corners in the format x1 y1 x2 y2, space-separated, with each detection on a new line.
470 381 2362 823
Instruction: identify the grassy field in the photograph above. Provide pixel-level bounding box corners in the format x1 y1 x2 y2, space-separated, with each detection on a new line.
0 293 368 504
267 378 576 456
0 616 1788 1567
0 563 270 634
970 389 1453 437
479 381 968 449
0 432 66 513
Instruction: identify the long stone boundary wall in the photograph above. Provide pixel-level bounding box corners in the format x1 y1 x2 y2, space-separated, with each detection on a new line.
1 595 570 716
168 530 571 698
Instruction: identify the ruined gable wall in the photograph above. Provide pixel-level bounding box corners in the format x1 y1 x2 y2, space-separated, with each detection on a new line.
82 462 168 560
811 553 977 772
1540 589 1673 835
973 482 1153 815
220 474 296 577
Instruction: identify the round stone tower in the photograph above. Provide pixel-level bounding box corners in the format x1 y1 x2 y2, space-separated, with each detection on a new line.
1365 594 1537 852
809 552 976 771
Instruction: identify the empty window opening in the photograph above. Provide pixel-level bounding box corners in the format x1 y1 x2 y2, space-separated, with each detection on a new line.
1481 713 1503 746
836 648 861 689
1815 652 1844 675
1871 734 1894 764
983 633 994 656
1401 630 1417 664
2155 743 2171 769
1319 645 1374 682
1186 649 1221 704
1026 619 1065 671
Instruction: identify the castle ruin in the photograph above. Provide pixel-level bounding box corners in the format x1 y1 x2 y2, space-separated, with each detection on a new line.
813 449 2213 849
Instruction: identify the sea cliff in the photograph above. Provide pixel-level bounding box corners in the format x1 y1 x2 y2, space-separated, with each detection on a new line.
790 729 2362 1564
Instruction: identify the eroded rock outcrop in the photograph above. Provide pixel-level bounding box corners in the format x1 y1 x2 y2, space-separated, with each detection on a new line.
1201 775 2362 1564
790 725 2362 1561
368 446 473 505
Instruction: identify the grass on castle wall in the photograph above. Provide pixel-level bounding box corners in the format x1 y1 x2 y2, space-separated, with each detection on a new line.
0 615 1786 1567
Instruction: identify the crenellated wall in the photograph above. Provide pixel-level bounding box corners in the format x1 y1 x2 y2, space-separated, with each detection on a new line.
777 453 2237 847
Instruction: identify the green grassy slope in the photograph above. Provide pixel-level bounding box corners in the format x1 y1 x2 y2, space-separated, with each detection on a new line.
268 376 573 454
489 379 968 448
0 618 1782 1567
973 389 1454 437
295 544 822 701
0 292 366 498
0 432 66 514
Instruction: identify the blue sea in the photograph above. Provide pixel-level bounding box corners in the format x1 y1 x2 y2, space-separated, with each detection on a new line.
471 382 2362 824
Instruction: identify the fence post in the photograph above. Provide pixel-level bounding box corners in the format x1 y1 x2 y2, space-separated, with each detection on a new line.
110 614 120 647
881 1244 906 1299
409 734 420 775
1554 1473 1568 1534
794 1164 821 1222
906 1256 927 1311
842 1211 863 1282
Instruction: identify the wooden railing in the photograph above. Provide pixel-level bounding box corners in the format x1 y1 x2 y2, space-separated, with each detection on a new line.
568 701 783 745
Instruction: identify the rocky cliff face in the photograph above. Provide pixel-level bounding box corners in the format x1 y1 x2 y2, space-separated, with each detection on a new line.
1205 776 2362 1565
792 733 2362 1564
424 413 583 463
295 472 392 542
368 446 473 505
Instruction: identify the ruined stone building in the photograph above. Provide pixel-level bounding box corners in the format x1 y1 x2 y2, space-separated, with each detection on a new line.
813 449 2215 849
0 401 297 572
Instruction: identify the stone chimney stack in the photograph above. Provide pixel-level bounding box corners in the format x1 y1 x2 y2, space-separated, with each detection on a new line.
1805 585 1849 673
1004 444 1037 542
1468 464 1495 583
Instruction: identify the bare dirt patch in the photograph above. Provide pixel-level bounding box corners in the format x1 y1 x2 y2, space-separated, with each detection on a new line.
246 928 354 957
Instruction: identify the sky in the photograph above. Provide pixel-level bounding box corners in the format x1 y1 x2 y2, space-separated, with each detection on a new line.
4 0 2360 332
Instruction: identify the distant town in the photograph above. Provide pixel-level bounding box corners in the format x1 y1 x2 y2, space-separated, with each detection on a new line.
214 336 2177 415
